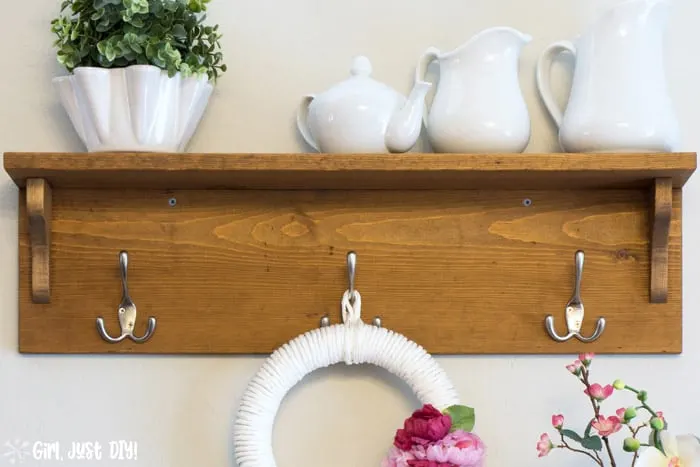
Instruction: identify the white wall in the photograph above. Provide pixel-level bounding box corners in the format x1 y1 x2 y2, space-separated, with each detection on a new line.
1 0 700 466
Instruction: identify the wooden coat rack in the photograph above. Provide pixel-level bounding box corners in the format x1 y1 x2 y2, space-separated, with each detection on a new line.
4 151 696 355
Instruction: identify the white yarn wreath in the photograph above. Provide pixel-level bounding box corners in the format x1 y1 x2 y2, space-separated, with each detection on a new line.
233 290 461 467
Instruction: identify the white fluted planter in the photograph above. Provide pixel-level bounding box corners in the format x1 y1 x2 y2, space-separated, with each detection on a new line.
53 65 213 153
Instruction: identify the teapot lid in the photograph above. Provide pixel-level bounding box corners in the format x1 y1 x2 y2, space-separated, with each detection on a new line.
312 55 400 104
333 55 395 93
349 56 373 77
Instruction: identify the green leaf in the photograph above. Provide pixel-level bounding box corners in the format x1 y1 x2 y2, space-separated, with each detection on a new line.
444 405 475 433
584 420 593 439
104 44 116 62
560 429 583 443
172 23 187 40
581 436 603 451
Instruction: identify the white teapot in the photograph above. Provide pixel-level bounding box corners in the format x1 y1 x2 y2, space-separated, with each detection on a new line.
296 56 431 153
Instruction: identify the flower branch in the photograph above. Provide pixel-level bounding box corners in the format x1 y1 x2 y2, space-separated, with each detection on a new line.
536 353 699 467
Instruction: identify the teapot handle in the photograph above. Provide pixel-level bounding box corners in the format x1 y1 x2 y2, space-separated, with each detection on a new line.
536 40 576 128
296 94 320 152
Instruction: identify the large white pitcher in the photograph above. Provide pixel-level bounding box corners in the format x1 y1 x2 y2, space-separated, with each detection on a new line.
536 0 680 152
419 27 532 153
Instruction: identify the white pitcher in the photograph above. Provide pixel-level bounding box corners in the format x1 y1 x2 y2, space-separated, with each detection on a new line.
418 27 533 153
536 0 680 153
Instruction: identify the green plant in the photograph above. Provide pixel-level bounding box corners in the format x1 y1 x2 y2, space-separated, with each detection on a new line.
51 0 226 81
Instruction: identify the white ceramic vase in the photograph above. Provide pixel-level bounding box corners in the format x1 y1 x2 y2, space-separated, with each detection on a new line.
53 64 213 153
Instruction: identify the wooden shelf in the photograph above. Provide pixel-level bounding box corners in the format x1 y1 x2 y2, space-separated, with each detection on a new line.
4 152 696 190
3 152 696 355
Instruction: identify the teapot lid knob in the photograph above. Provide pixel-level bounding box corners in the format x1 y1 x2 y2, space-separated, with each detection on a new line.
350 56 373 77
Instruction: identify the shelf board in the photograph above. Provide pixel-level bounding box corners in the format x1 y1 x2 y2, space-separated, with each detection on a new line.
4 152 697 190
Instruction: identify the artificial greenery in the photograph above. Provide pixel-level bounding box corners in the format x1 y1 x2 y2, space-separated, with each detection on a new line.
51 0 226 81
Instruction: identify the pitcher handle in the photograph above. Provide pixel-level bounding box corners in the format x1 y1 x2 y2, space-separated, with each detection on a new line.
296 94 320 152
416 46 440 86
536 40 576 128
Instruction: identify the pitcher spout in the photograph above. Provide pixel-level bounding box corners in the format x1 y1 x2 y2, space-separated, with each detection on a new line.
601 0 671 27
437 27 532 63
385 80 431 153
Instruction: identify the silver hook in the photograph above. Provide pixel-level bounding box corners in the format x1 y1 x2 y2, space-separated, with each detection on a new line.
319 250 381 328
96 251 157 343
544 250 606 343
347 251 357 301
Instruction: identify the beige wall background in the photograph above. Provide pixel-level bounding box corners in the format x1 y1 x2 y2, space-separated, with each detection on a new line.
2 0 700 466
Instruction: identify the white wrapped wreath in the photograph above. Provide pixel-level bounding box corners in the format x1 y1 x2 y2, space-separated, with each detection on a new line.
233 286 469 467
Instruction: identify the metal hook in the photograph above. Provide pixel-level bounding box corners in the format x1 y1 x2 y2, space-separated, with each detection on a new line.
544 250 606 343
96 251 157 343
347 251 357 301
319 250 381 328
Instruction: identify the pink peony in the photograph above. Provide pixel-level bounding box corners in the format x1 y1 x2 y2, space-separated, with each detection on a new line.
407 461 458 467
403 405 452 444
424 430 485 467
537 433 553 457
566 360 583 375
382 446 416 467
395 429 413 451
592 415 622 437
551 414 564 429
584 383 614 401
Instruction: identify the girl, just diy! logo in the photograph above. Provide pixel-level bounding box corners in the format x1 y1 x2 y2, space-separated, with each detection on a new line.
2 439 138 464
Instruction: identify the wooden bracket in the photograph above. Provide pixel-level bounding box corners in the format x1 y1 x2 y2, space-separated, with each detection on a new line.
26 178 52 304
650 177 673 303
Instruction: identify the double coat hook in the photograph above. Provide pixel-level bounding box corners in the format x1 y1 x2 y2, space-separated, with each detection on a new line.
96 251 157 343
544 250 606 343
320 251 382 328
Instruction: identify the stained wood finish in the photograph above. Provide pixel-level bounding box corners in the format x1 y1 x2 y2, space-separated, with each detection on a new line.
26 179 51 304
17 187 683 354
4 152 696 190
650 178 673 303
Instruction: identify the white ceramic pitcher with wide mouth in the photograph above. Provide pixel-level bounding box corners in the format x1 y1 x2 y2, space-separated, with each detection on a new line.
536 0 680 153
418 27 533 153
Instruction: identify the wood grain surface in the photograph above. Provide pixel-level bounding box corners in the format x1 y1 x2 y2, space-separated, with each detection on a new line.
26 178 51 304
4 152 696 190
650 178 673 303
17 187 683 354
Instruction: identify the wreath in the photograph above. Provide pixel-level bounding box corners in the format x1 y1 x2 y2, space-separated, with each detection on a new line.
233 288 486 467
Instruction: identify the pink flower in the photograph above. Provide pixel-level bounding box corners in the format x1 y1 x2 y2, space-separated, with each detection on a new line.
552 414 564 429
404 404 453 443
584 383 614 401
579 353 595 365
425 430 486 467
537 433 553 457
394 405 452 451
407 461 458 467
657 411 665 423
382 446 416 467
591 415 622 437
616 408 626 419
566 360 583 375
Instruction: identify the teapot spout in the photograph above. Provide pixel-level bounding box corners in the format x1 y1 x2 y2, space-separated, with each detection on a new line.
385 80 431 153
